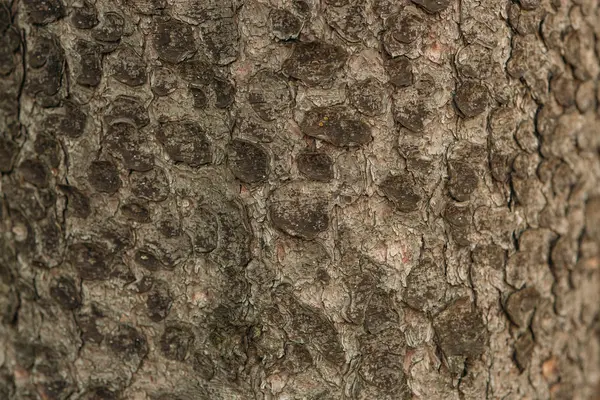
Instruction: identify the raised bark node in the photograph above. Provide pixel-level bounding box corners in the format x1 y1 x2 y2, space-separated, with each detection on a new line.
0 34 17 76
26 33 64 104
92 12 124 43
153 19 196 64
505 286 540 327
182 206 218 253
248 71 292 121
69 242 111 281
551 74 576 108
177 58 214 85
393 98 430 132
189 85 208 109
75 304 105 345
111 46 147 87
403 260 447 311
88 160 121 194
411 0 450 13
472 244 505 270
348 78 386 116
107 324 148 360
389 9 425 44
454 81 488 118
514 331 535 372
364 288 400 334
134 247 164 271
200 18 239 65
585 197 600 239
104 96 149 128
58 185 91 219
358 329 409 398
0 4 9 32
270 9 303 40
456 44 493 79
23 0 65 25
212 77 236 109
327 3 367 43
448 161 479 201
34 133 60 168
42 101 88 138
4 185 44 222
49 276 82 311
203 307 250 381
194 198 251 270
8 209 35 255
191 351 216 380
270 199 329 239
151 66 178 96
155 121 211 167
508 5 544 36
515 120 538 153
282 41 348 87
299 106 372 147
120 202 150 223
71 1 98 29
2 0 599 397
28 34 60 69
104 122 155 172
284 295 346 365
227 139 270 184
81 386 121 400
382 6 427 57
444 202 472 227
130 168 170 202
160 324 194 361
296 152 334 182
575 80 596 112
125 0 168 15
75 40 103 87
18 159 49 188
0 138 18 172
269 182 330 239
564 29 598 81
385 56 413 88
379 174 421 212
518 0 540 10
135 276 155 293
272 342 313 374
433 297 488 358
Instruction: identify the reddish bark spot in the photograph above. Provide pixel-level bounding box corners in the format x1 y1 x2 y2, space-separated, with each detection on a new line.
276 242 286 262
401 245 411 263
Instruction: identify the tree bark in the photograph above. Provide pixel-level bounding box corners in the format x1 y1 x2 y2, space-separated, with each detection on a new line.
1 0 599 399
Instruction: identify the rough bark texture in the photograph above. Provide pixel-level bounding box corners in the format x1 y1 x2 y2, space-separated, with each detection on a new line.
1 0 600 399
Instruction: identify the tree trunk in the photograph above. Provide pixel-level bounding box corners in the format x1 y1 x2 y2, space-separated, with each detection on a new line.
1 0 599 398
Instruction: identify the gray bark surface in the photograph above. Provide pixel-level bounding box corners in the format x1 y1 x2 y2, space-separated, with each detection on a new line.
0 0 599 399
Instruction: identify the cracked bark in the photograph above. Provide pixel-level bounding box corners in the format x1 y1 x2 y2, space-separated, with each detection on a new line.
1 0 599 399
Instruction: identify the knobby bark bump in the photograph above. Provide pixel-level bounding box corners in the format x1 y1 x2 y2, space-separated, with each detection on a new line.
0 0 599 399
